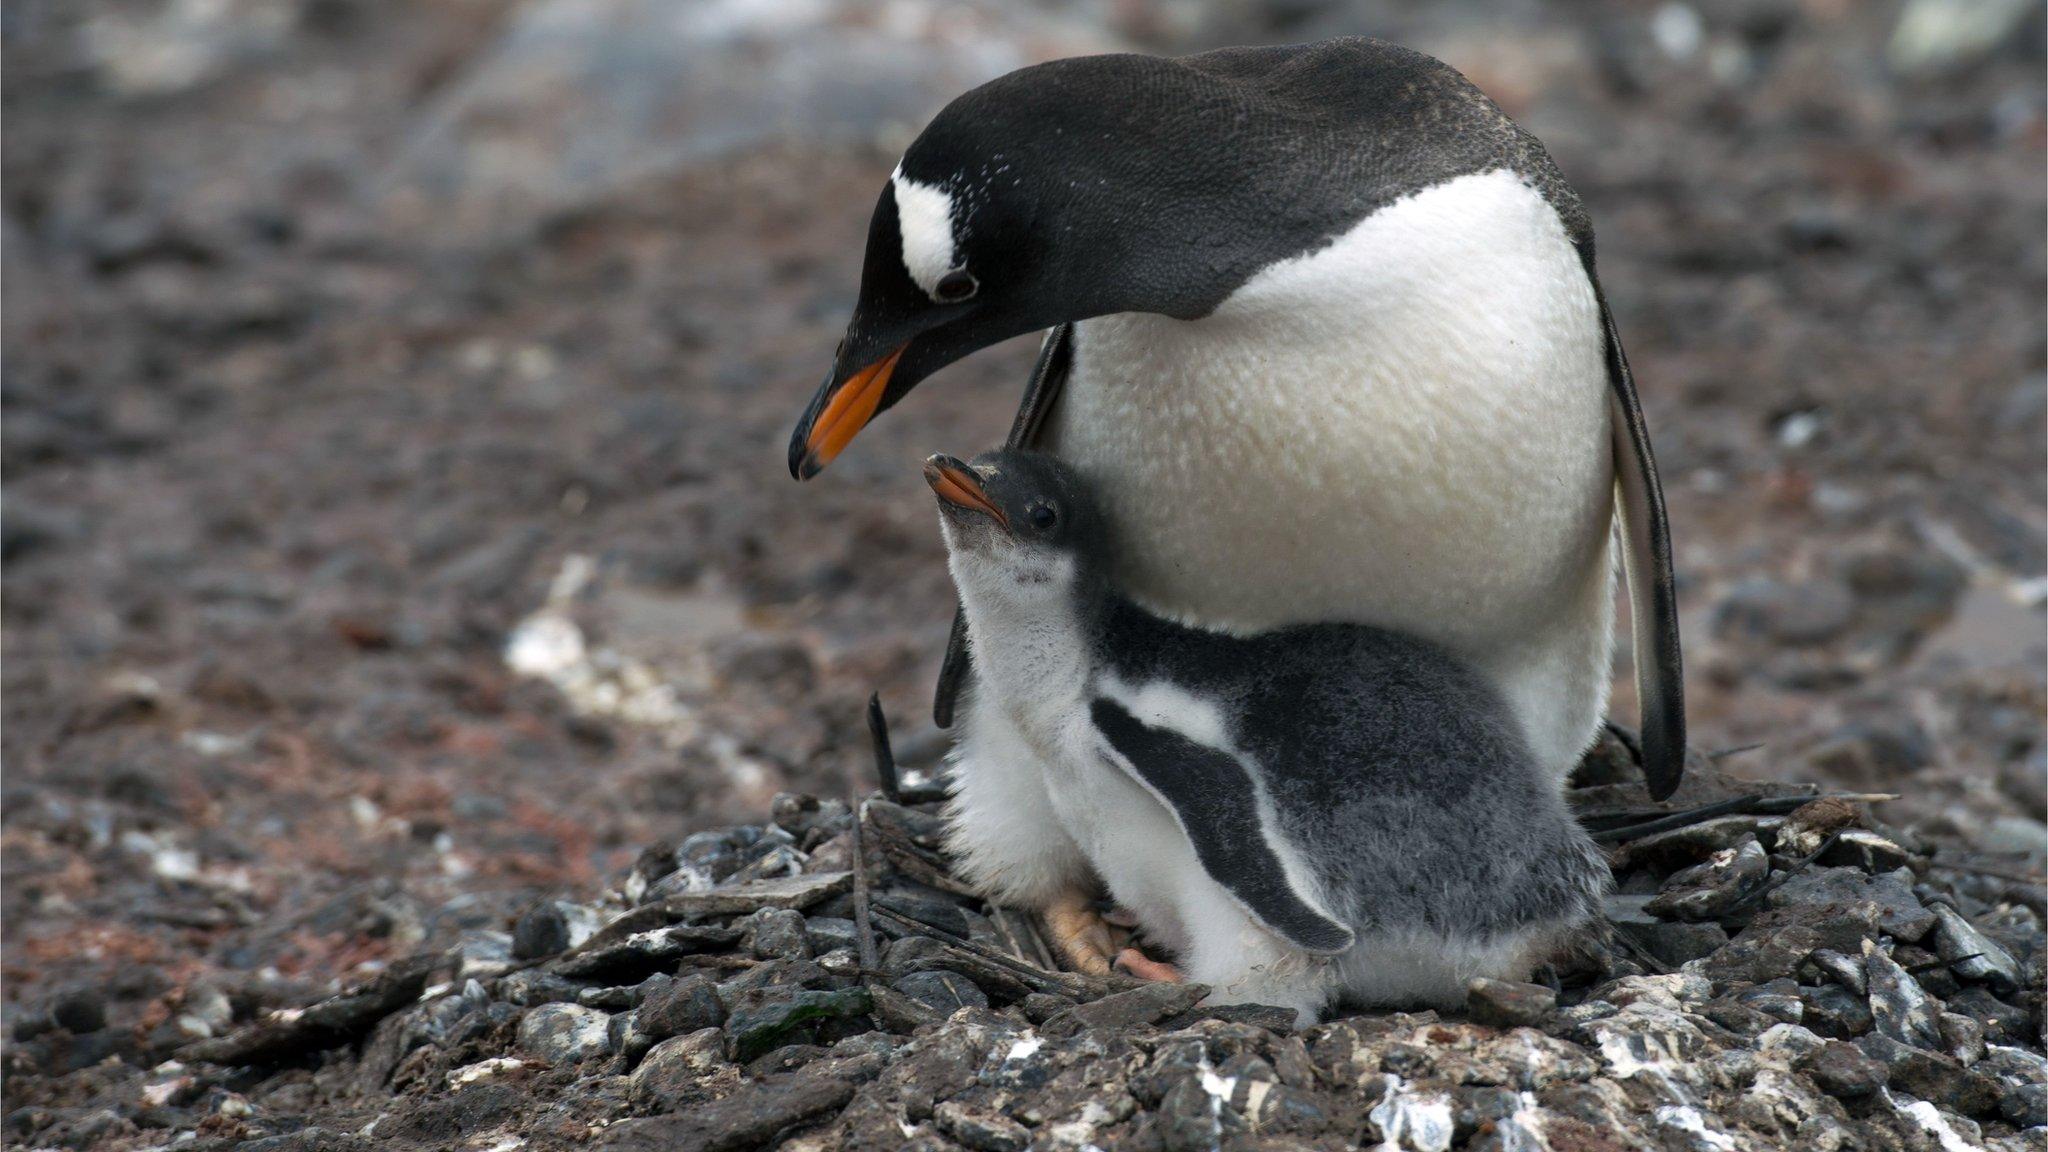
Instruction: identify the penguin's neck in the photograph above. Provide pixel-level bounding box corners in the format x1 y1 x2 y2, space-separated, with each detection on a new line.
946 547 1103 742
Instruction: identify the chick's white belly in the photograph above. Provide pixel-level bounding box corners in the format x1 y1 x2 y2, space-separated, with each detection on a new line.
1034 720 1201 953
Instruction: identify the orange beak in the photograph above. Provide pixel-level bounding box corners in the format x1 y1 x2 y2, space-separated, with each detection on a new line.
797 345 905 478
923 455 1008 530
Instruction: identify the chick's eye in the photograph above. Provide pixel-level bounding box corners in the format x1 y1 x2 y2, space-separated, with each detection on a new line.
935 269 978 302
1028 505 1057 530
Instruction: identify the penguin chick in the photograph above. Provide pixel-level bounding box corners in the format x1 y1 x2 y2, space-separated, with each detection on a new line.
926 449 1609 1025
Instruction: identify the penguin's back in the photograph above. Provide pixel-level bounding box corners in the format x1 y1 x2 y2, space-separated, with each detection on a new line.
1100 603 1607 943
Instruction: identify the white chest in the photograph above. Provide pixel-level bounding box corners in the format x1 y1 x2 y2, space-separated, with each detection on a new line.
1043 169 1613 659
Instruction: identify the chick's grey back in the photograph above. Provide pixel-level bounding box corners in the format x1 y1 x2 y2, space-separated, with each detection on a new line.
1098 601 1606 942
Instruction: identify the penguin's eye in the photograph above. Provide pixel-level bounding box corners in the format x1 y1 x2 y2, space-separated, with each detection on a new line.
1027 504 1057 530
934 269 978 302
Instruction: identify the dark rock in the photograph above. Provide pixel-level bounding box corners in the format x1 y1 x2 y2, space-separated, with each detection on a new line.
496 968 584 1007
555 924 742 982
1928 903 2023 992
1736 979 1806 1025
2002 1082 2048 1128
750 908 812 960
516 1003 615 1064
1945 986 2032 1043
1156 1072 1248 1152
1466 979 1558 1028
1894 943 1963 998
601 1066 859 1152
1855 1034 2000 1116
873 890 972 940
1020 993 1077 1024
639 975 727 1040
747 1043 830 1078
1797 1040 1889 1098
1172 1003 1301 1032
1806 948 1868 994
181 952 441 1066
1645 837 1770 921
725 987 874 1062
49 989 107 1035
512 901 572 960
892 970 989 1015
805 917 860 955
865 983 944 1033
1042 982 1210 1039
1864 940 1943 1049
1612 913 1730 968
934 1100 1030 1152
882 935 949 974
1802 985 1875 1039
1767 867 1936 942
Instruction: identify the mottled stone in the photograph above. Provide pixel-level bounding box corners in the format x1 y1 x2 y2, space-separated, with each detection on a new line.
1864 940 1942 1049
1465 979 1557 1028
640 975 727 1040
1798 1040 1889 1097
934 1100 1030 1152
1767 867 1935 942
516 1003 615 1065
1646 838 1771 921
749 908 812 961
630 1028 727 1108
1042 982 1211 1039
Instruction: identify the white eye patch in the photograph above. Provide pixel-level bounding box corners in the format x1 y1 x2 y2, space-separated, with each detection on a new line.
891 166 960 299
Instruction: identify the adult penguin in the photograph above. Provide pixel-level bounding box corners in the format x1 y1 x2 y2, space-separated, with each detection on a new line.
787 38 1685 836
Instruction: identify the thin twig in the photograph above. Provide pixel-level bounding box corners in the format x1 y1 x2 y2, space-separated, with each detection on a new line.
868 904 1100 998
1707 743 1767 761
866 693 900 803
1606 925 1672 975
1591 797 1760 843
849 727 882 973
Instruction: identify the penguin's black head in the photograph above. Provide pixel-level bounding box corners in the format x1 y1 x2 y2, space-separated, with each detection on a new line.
788 52 1281 480
923 449 1106 573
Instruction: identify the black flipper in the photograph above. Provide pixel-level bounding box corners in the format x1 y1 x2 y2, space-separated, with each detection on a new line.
934 324 1075 727
1089 698 1355 955
1595 288 1686 800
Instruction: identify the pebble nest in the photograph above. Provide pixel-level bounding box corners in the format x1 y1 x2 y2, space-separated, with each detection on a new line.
6 734 2043 1152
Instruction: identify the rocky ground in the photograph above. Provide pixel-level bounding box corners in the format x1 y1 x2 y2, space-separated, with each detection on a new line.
2 0 2043 1149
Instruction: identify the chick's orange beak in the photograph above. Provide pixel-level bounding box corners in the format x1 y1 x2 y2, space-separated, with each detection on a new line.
923 455 1008 530
797 345 905 478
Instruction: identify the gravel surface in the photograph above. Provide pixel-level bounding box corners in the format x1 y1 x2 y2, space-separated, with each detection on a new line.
3 0 2042 1149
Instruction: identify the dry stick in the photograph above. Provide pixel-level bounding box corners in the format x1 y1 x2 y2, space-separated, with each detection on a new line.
1590 796 1759 842
868 904 1101 999
1590 792 1901 843
1707 743 1767 761
849 701 886 973
866 693 901 803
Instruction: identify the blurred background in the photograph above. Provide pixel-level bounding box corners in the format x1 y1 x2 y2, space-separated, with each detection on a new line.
3 0 2042 1055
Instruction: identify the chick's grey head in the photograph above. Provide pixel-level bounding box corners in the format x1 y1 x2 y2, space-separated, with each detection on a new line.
789 52 1287 480
923 450 1107 605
